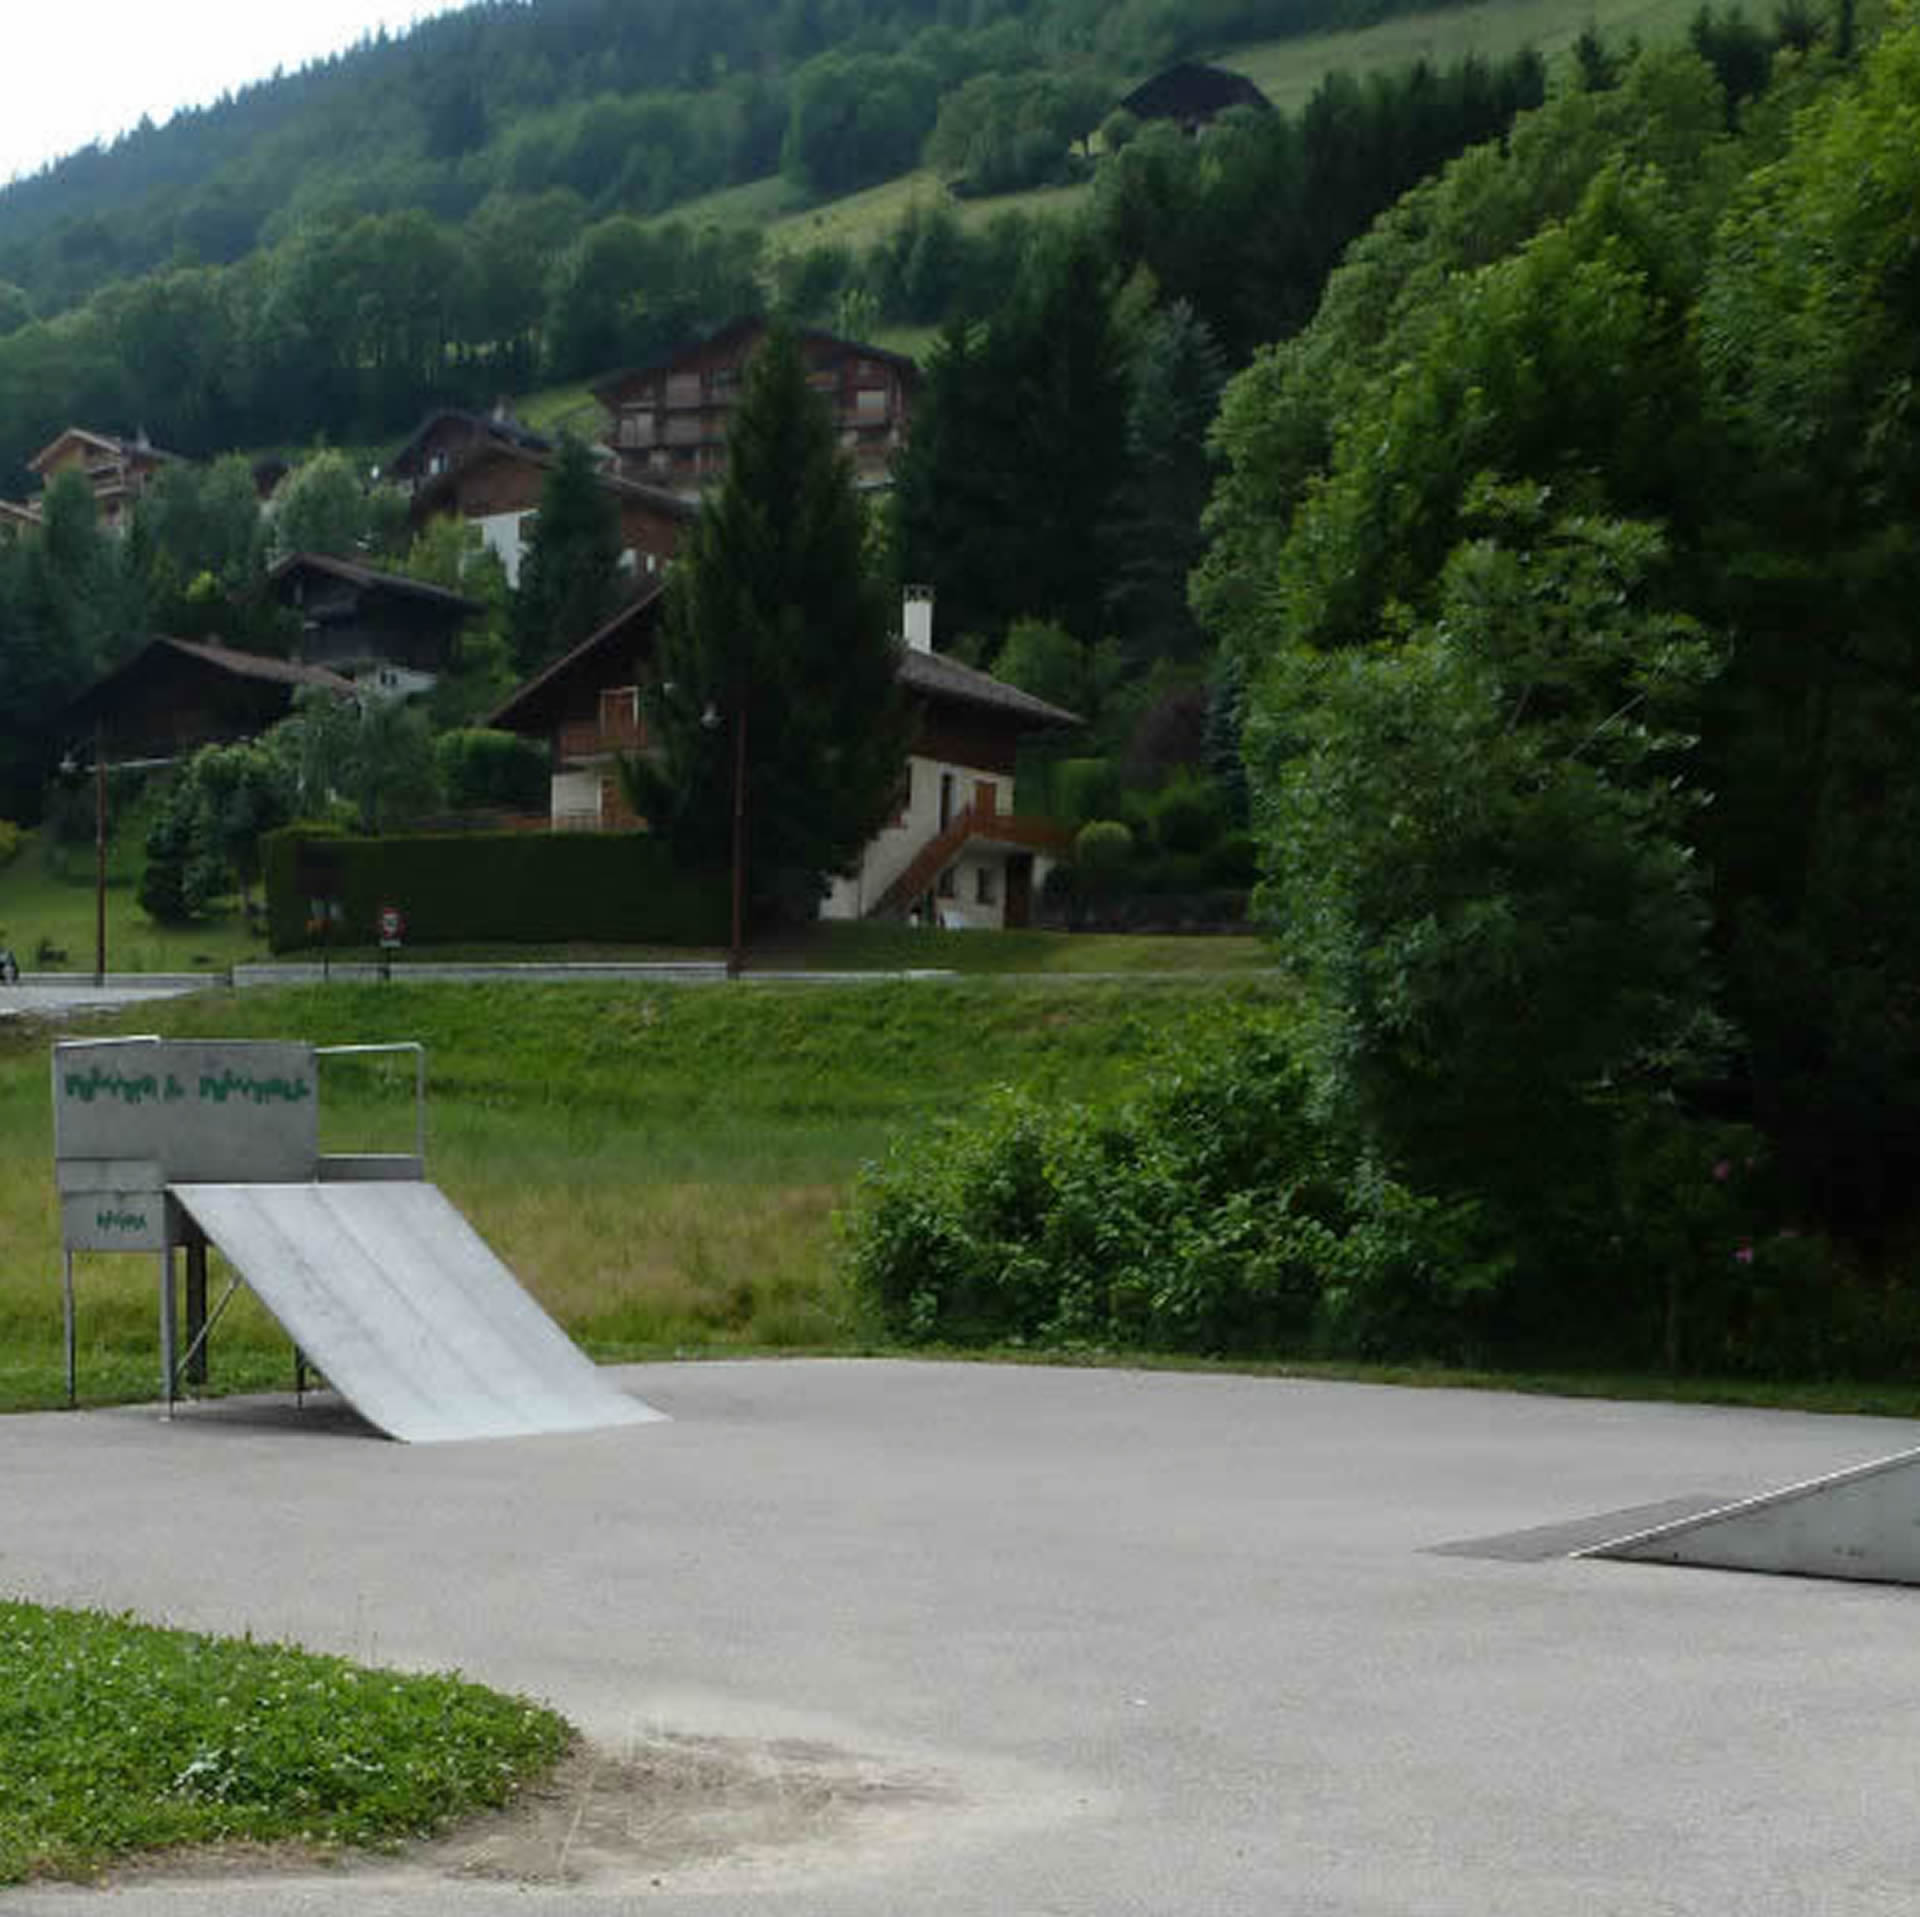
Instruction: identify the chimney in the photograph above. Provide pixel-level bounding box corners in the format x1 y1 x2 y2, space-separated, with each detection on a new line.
903 584 935 654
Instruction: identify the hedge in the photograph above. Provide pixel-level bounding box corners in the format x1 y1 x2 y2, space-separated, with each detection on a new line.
264 827 728 950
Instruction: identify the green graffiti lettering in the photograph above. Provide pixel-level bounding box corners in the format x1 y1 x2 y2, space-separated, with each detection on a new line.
196 1071 313 1106
62 1068 162 1105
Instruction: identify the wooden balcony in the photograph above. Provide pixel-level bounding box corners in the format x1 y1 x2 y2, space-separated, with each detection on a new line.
556 710 647 762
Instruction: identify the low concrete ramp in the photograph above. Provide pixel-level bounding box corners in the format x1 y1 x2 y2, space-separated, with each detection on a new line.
1580 1445 1920 1584
172 1181 663 1444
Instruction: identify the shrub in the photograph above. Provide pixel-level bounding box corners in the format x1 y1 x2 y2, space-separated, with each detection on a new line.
1074 818 1133 874
845 1024 1494 1359
0 819 21 868
435 728 550 813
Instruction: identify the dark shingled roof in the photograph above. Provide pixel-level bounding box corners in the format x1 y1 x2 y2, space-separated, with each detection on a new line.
156 637 356 691
487 581 670 733
1120 62 1273 124
898 646 1081 728
266 550 485 617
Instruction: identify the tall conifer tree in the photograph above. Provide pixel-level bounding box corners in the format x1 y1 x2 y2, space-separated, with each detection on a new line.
647 323 906 923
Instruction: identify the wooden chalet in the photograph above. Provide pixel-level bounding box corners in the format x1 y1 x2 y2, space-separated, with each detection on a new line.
487 583 1079 928
60 638 352 764
401 435 695 588
487 584 666 831
267 552 483 697
592 319 918 497
0 498 39 535
1120 62 1273 133
28 427 178 530
381 406 551 494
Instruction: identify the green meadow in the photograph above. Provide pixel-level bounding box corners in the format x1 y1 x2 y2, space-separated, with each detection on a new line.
3 976 1288 1413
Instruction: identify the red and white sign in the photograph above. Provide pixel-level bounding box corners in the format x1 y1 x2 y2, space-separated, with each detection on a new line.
377 904 406 947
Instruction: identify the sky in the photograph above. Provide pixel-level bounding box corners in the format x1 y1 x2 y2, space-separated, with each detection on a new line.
0 2 470 185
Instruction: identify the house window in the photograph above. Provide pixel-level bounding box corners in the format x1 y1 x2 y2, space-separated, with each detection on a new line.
935 868 957 900
975 866 996 906
891 766 912 827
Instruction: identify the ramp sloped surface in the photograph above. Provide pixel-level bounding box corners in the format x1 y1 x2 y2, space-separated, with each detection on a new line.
172 1181 663 1443
1582 1443 1920 1583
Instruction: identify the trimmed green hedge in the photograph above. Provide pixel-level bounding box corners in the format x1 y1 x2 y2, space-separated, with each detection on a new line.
264 826 728 950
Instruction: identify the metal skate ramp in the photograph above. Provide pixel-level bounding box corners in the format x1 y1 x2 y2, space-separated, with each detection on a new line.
172 1180 663 1444
1578 1444 1920 1584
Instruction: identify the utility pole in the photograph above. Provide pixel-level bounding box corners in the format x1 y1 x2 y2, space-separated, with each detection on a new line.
93 724 107 989
728 704 748 981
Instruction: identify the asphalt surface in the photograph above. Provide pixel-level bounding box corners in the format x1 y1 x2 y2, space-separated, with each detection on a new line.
4 1360 1920 1914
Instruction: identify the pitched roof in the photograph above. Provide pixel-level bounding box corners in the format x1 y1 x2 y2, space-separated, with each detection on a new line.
589 318 920 408
266 550 485 616
1120 62 1273 122
155 636 357 691
384 407 552 478
487 581 670 731
27 426 180 475
0 499 40 528
898 647 1081 728
404 437 698 525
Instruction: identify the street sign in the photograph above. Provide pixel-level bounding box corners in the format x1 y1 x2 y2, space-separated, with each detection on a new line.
377 904 406 948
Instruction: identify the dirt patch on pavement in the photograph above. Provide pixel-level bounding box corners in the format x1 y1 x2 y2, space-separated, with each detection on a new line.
429 1732 958 1887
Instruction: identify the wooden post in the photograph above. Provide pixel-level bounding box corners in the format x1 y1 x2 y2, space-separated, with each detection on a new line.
184 1238 209 1386
728 703 748 980
93 725 107 989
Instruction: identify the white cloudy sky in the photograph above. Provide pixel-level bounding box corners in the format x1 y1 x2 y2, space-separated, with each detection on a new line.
0 2 469 185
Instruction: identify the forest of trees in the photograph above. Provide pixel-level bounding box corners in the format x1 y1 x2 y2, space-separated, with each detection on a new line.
854 4 1920 1379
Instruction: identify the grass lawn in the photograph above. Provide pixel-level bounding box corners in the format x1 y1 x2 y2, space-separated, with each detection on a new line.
1 975 1289 1412
0 834 261 976
0 1600 570 1885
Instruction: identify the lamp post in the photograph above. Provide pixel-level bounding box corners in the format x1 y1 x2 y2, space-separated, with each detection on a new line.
93 725 107 988
703 699 748 981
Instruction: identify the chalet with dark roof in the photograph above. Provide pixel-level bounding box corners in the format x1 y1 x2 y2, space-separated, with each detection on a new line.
382 406 552 494
60 638 352 763
400 434 695 589
487 583 1078 927
1120 62 1273 134
592 319 919 497
267 552 484 698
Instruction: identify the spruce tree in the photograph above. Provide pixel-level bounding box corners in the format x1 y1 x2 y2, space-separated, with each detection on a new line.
648 324 907 925
508 437 623 675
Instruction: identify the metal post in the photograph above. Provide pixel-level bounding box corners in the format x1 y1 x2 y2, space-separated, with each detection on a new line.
184 1238 209 1386
158 1249 176 1421
93 724 107 989
728 703 747 980
63 1252 76 1409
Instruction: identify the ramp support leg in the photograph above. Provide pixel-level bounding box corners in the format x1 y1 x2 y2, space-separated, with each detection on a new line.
158 1249 176 1421
184 1238 209 1386
63 1252 75 1408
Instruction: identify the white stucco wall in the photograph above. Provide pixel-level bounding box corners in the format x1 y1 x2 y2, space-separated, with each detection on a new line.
551 768 603 830
823 753 1037 925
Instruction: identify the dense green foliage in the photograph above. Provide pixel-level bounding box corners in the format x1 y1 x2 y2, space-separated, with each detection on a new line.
857 13 1920 1379
0 19 1552 485
434 727 551 813
0 1600 569 1884
507 438 623 675
263 827 729 949
139 740 291 923
642 326 907 923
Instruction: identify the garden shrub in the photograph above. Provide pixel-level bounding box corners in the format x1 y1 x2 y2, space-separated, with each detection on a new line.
0 818 20 868
435 728 550 813
845 1024 1494 1359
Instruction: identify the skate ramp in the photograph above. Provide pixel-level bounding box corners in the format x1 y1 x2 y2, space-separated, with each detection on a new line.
1580 1444 1920 1584
172 1180 662 1444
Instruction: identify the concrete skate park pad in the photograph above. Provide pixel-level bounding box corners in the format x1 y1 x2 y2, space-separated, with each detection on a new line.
5 1362 1920 1916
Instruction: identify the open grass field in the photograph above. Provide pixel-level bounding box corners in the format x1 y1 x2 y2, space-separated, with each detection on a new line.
0 975 1289 1413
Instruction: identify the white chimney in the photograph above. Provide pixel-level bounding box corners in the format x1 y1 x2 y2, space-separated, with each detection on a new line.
903 584 935 653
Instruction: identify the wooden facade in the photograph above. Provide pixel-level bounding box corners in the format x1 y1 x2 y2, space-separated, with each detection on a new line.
60 638 352 763
267 553 482 684
592 319 918 497
27 427 177 529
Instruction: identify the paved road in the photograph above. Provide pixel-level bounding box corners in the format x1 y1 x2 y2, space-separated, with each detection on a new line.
4 1361 1919 1914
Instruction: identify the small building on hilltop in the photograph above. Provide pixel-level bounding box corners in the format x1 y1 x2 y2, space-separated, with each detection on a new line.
592 319 918 499
59 638 352 764
27 427 179 530
1120 62 1273 134
267 552 484 700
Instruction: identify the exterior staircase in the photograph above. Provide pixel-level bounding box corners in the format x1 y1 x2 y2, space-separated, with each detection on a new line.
866 804 1072 921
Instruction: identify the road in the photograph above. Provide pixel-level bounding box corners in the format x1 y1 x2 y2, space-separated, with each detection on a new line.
4 1360 1919 1914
